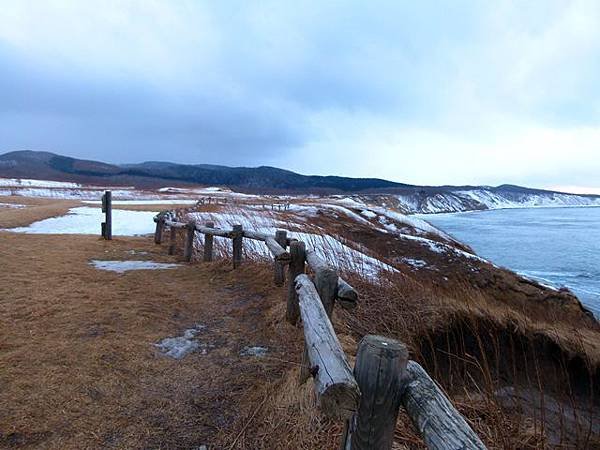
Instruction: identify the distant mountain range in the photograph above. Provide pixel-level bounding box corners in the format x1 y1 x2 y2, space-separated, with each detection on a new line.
2 150 600 213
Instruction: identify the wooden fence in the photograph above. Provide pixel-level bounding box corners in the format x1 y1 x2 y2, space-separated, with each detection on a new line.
153 212 487 450
101 190 112 240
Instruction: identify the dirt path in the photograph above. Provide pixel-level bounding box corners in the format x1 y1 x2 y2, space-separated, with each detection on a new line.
0 232 295 449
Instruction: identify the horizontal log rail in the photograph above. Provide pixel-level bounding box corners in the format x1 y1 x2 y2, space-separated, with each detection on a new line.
151 210 486 450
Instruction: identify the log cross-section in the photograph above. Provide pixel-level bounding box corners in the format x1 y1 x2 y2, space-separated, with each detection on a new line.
337 277 359 309
294 274 360 420
400 361 487 450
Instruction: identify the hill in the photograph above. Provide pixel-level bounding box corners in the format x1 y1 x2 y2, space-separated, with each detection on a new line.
2 150 600 213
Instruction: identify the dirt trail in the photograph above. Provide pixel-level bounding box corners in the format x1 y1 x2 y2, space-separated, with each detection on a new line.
0 232 295 449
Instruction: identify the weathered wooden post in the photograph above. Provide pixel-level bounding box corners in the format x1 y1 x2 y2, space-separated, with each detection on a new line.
295 274 361 420
286 240 306 324
203 221 214 262
274 230 287 286
300 251 339 383
184 220 196 262
101 190 112 240
400 361 486 450
154 215 165 244
168 225 176 255
232 224 243 268
341 335 408 450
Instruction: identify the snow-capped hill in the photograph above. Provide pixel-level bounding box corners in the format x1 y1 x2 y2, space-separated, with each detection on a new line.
393 187 600 214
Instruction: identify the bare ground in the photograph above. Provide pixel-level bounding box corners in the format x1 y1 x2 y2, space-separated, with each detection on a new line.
0 232 297 449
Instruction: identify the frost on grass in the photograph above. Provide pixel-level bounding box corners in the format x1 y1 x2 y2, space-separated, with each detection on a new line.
240 346 268 357
155 324 208 359
90 260 180 273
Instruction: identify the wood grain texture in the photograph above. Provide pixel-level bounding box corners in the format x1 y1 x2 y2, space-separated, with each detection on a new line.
154 215 165 244
400 361 486 450
168 225 176 255
286 240 306 324
232 224 243 269
274 230 287 286
337 278 358 309
343 335 407 450
295 274 360 420
184 220 196 262
203 221 214 262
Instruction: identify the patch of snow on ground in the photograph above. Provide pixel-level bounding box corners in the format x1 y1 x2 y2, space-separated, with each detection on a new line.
0 187 148 200
90 260 180 273
7 207 159 235
0 202 26 208
187 207 396 279
240 346 268 357
0 177 81 188
398 234 491 264
401 258 428 269
83 199 198 205
361 210 377 218
155 324 207 359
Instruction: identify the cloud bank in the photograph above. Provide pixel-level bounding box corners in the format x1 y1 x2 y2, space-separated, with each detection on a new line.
0 1 599 191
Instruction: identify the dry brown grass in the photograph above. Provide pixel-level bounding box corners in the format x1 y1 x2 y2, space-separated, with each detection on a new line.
3 197 600 449
0 196 82 228
0 232 295 449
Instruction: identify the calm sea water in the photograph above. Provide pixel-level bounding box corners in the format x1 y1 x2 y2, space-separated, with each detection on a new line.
423 207 600 316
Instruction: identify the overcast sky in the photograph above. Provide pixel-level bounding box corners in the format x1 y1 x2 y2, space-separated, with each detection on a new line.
1 1 599 192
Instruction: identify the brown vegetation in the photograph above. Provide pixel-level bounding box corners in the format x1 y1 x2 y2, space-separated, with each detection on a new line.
0 196 81 228
0 232 297 449
2 198 599 449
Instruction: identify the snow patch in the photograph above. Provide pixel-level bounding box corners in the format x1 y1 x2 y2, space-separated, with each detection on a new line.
400 258 428 269
240 346 268 357
83 199 198 205
6 207 159 235
90 260 180 273
155 324 207 359
361 210 377 219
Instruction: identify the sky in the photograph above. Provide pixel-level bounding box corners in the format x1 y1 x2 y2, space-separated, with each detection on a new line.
0 1 599 193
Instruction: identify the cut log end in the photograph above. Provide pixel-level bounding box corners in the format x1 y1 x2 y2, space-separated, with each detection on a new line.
319 381 361 421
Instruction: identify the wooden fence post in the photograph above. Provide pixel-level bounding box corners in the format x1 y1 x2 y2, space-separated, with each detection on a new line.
286 240 306 324
232 224 243 268
203 221 214 262
274 230 287 286
341 335 408 450
101 190 112 240
168 225 176 255
184 220 196 262
154 215 165 244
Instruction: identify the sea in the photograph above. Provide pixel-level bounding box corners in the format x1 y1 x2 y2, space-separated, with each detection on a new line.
422 207 600 317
